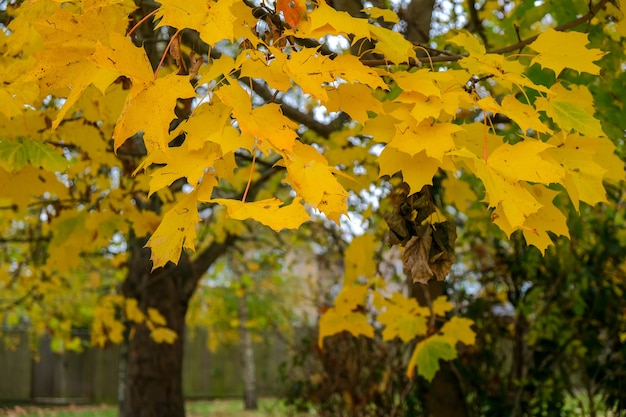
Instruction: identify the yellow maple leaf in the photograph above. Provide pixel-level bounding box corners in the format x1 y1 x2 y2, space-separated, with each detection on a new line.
448 30 486 55
284 143 348 223
487 139 563 185
297 0 369 39
535 83 605 138
529 28 606 75
500 96 552 134
369 25 417 64
146 191 199 269
325 83 384 122
388 121 462 161
114 74 197 152
432 296 454 316
150 327 178 344
440 316 476 346
343 234 378 285
211 197 310 231
546 133 610 210
473 159 542 231
378 148 440 193
125 298 145 324
520 185 569 252
147 307 168 326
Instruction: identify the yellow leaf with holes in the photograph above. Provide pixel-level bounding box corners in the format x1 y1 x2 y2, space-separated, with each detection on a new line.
529 28 606 75
114 74 197 152
211 198 310 230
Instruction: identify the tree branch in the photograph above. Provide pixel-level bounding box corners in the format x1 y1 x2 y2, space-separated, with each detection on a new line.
363 0 611 67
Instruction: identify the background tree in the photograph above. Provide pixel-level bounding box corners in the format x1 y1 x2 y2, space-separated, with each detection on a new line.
1 1 625 417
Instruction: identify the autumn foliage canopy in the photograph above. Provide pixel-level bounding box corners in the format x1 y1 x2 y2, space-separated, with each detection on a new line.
1 0 625 382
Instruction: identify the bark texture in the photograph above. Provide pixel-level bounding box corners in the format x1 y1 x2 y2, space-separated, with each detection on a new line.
120 236 235 417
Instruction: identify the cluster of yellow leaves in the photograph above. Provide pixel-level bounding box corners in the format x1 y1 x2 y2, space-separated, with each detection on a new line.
92 296 177 347
3 0 622 268
2 0 625 380
318 233 476 381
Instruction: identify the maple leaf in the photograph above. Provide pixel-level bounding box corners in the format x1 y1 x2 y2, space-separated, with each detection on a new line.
407 335 457 380
211 198 310 231
343 234 378 285
125 298 145 324
369 25 417 64
146 191 200 270
487 140 563 185
529 28 606 75
284 143 348 223
387 121 462 161
298 0 370 39
546 134 610 210
150 327 178 344
277 0 307 28
114 74 197 152
0 137 69 173
378 293 428 342
535 83 605 137
521 185 569 252
440 317 476 346
432 296 454 316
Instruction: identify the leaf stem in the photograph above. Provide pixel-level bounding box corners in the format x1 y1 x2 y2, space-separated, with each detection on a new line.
127 8 158 37
154 28 183 79
241 141 258 202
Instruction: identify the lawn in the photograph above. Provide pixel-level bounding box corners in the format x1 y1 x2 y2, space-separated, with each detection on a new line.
0 399 307 417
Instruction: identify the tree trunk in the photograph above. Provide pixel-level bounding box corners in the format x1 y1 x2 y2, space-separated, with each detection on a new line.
119 235 236 417
412 282 469 417
237 285 258 410
120 243 192 417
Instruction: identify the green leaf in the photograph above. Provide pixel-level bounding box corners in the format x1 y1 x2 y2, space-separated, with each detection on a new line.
407 335 457 381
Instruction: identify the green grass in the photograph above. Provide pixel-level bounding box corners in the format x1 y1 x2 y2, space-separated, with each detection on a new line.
1 399 309 417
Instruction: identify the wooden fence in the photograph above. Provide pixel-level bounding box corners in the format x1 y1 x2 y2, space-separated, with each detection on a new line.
0 327 287 404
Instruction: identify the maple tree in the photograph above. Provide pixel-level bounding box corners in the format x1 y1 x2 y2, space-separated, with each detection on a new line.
1 0 626 416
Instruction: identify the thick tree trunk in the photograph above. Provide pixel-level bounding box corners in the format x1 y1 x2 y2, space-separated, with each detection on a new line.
120 243 192 417
119 235 236 417
237 285 258 410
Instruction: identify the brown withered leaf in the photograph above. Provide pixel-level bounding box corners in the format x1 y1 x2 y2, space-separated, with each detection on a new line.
189 51 203 79
170 33 187 75
402 227 434 284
